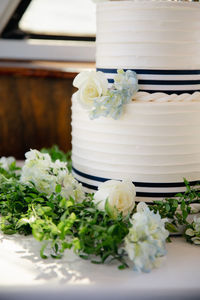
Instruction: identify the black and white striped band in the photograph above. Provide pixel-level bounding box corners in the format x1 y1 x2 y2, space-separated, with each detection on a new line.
96 68 200 94
72 166 199 199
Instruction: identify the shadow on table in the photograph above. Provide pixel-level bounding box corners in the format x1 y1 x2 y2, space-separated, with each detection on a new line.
1 233 124 285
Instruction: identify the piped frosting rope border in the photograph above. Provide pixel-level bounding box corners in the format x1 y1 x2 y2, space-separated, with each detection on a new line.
133 91 200 102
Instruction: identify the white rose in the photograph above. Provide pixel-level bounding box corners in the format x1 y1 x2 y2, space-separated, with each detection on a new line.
73 71 108 108
93 180 136 218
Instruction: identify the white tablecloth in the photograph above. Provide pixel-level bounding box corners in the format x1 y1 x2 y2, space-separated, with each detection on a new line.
0 233 199 300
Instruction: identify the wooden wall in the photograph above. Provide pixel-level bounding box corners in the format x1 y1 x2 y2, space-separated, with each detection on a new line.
0 61 94 159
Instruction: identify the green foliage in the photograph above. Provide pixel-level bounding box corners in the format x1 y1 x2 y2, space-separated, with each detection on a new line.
150 179 200 233
0 172 129 267
0 175 44 235
0 148 200 269
0 161 21 180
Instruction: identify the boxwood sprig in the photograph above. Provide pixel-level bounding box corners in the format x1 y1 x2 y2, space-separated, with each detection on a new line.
150 179 200 233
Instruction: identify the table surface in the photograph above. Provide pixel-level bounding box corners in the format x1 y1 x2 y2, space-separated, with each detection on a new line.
0 233 199 300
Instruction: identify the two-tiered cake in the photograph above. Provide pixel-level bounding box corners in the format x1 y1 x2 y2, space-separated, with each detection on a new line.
71 0 200 202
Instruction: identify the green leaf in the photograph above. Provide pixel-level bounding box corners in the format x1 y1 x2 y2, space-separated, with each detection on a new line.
118 264 127 270
105 198 116 219
91 260 102 265
108 224 117 235
73 238 81 252
165 222 178 233
16 218 31 228
51 254 62 259
181 200 186 211
40 243 48 259
55 184 61 194
79 255 89 260
61 241 72 252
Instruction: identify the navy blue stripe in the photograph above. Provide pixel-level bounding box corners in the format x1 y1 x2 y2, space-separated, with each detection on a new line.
97 68 200 75
72 166 199 188
139 89 200 95
72 167 107 183
77 179 200 198
108 78 200 85
136 191 191 198
139 80 200 85
79 181 98 191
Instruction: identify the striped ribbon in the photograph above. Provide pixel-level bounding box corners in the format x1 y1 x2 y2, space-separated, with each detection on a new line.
72 166 200 198
97 68 200 94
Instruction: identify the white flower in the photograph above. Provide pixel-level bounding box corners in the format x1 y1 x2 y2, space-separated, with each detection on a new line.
0 156 15 171
73 71 108 109
124 203 169 273
20 149 84 202
59 173 84 203
93 180 136 218
185 216 200 246
193 216 200 232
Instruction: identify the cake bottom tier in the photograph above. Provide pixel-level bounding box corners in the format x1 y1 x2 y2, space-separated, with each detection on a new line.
71 95 200 203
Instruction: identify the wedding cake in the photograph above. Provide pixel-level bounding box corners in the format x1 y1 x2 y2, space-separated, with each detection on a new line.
71 0 200 202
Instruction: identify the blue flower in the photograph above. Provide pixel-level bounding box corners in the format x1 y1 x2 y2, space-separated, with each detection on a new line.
124 203 169 273
114 69 138 101
87 69 138 120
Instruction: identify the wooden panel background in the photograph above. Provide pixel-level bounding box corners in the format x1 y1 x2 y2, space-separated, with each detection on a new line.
0 60 95 159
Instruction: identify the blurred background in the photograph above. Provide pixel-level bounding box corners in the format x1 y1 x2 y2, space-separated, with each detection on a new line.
0 0 95 159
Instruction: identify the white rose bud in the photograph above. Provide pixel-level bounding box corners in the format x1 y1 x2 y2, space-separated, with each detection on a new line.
73 71 108 109
93 180 136 218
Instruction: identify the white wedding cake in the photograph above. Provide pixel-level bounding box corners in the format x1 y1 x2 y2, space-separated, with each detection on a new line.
71 0 200 202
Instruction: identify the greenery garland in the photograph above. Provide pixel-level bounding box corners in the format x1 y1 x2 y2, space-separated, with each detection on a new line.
0 146 200 272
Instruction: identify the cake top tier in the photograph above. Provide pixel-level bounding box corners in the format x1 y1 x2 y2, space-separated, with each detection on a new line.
96 0 200 70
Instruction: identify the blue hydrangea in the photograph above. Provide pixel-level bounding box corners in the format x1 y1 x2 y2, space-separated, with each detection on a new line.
124 203 169 273
89 69 138 120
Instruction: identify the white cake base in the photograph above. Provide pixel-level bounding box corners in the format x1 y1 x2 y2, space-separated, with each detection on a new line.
71 94 200 202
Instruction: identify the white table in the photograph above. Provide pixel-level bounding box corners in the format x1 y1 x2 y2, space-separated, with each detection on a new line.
0 233 199 300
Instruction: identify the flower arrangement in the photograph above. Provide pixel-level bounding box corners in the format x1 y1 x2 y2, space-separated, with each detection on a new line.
20 149 84 203
0 148 200 273
73 69 138 120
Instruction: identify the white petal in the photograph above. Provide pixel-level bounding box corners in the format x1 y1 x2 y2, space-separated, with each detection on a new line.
73 71 89 88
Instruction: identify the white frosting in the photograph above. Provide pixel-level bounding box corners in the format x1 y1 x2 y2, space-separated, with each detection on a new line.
96 1 200 69
72 95 200 199
133 91 200 102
